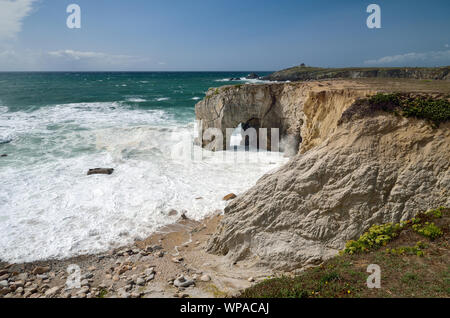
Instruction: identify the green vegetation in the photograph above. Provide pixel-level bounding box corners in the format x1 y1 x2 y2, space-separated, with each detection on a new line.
97 289 108 298
343 223 403 255
412 222 443 240
340 93 450 127
368 93 450 126
240 207 449 298
264 65 450 82
385 241 427 257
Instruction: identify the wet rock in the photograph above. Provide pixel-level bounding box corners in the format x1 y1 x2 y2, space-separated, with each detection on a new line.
1 154 7 157
246 73 259 79
87 168 114 176
168 209 178 216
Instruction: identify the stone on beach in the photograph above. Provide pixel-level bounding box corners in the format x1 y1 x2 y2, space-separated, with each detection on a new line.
222 193 237 201
200 274 211 282
174 276 195 288
44 286 60 297
87 168 114 176
32 266 50 275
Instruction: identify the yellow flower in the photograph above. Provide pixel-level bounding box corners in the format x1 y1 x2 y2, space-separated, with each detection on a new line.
347 290 351 294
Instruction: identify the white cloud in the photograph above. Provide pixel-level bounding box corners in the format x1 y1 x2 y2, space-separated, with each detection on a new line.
0 48 155 71
0 0 36 41
445 44 449 48
48 49 135 64
364 50 450 66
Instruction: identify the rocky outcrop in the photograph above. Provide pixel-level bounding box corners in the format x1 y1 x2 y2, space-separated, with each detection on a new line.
197 80 450 271
195 81 371 155
262 66 450 82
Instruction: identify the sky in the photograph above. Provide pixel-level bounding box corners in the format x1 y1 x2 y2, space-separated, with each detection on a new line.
0 0 449 71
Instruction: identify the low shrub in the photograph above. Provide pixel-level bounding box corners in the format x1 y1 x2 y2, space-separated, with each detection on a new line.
343 223 403 254
412 222 443 240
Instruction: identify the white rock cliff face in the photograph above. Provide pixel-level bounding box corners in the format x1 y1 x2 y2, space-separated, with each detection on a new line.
196 81 450 271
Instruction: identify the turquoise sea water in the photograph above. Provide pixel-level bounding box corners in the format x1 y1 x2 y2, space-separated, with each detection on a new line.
0 72 287 263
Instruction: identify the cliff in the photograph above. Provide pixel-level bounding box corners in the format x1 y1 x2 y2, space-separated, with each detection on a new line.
262 66 450 82
196 79 450 271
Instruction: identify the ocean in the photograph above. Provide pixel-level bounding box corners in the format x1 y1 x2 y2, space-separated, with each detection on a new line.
0 72 286 263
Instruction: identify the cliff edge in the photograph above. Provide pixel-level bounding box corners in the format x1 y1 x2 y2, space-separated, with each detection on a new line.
196 79 450 271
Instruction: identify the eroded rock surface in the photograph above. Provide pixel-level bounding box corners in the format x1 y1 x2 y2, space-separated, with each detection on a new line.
200 80 450 271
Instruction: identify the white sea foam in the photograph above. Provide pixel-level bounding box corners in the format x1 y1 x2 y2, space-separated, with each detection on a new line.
0 102 287 263
126 97 147 102
155 97 170 101
191 97 201 100
215 77 278 84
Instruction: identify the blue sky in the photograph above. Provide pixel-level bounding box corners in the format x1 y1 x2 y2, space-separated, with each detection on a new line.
0 0 449 71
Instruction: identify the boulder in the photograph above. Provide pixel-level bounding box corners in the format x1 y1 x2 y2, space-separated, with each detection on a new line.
87 168 114 176
246 73 259 79
32 266 50 275
223 193 237 201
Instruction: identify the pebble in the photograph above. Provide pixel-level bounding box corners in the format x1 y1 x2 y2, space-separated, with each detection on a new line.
0 274 9 281
77 286 90 295
174 276 195 288
146 274 155 282
200 274 211 282
0 280 8 287
124 284 133 292
44 286 60 297
248 277 255 282
172 257 184 263
131 291 143 298
17 273 28 281
32 266 50 275
145 268 155 276
136 277 145 286
82 273 94 280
